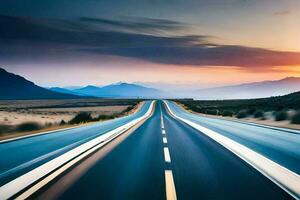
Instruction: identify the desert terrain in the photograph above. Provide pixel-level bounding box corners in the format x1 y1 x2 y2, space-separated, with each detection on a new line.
0 99 141 139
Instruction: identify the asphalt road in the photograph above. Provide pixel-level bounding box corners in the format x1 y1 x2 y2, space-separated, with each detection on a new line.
49 101 293 200
0 101 152 186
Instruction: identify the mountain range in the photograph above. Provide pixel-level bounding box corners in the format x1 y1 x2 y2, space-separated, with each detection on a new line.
49 87 85 96
0 68 79 100
52 77 300 100
190 77 300 100
0 67 166 99
51 82 166 98
1 67 300 100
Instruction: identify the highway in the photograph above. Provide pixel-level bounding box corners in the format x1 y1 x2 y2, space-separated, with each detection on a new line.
34 101 296 200
0 100 299 199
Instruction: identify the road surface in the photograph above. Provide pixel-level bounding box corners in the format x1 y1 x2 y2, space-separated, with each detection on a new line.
34 101 295 200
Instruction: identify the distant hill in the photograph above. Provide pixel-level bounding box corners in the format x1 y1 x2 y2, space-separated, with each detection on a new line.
0 68 80 100
74 85 101 97
193 77 300 100
73 82 166 98
49 87 85 96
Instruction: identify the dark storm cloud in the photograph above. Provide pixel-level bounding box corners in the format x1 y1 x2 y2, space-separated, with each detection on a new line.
86 45 300 69
1 14 300 70
0 15 198 47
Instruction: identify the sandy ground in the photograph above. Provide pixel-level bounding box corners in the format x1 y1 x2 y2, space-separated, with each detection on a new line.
177 103 300 130
0 106 129 126
0 100 143 141
0 99 138 109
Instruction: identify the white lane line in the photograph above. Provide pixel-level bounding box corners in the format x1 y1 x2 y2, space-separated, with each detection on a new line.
165 170 177 200
164 147 171 163
164 100 300 200
162 130 166 134
163 137 168 144
0 101 155 200
161 116 164 129
161 111 164 127
15 138 110 200
0 141 79 179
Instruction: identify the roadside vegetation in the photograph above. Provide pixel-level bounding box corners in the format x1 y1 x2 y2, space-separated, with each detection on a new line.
0 122 44 135
68 104 136 125
0 100 140 138
176 91 300 125
291 112 300 124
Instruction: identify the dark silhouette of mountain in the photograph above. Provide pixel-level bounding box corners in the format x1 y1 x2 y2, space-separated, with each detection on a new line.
73 82 166 98
0 68 80 100
193 77 300 100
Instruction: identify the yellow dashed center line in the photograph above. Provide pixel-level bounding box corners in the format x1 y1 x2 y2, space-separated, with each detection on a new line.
165 170 177 200
161 110 177 200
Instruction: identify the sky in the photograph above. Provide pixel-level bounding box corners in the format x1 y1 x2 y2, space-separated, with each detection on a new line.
0 0 300 89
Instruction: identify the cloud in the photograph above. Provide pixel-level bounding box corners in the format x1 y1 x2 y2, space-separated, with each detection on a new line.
86 45 300 70
0 15 204 47
79 17 186 34
1 14 300 71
